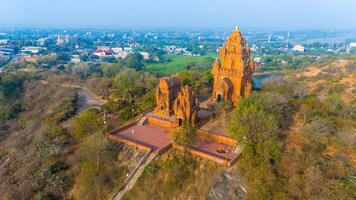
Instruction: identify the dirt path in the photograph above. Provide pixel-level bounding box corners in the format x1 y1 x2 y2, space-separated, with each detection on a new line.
40 80 108 111
76 88 107 111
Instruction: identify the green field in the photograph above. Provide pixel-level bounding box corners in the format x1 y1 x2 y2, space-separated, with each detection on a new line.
145 54 216 75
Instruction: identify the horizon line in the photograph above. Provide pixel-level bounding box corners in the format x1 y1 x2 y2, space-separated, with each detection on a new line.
1 23 356 33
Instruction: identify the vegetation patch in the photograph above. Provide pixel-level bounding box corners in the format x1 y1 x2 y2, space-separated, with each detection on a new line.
123 150 222 200
145 55 214 75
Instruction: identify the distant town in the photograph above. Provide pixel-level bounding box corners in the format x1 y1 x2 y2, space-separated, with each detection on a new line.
1 28 356 74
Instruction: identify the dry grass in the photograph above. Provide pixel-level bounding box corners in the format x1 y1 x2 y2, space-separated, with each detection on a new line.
290 59 356 103
123 149 223 200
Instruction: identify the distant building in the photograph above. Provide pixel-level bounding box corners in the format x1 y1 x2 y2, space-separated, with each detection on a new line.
116 52 128 59
291 44 305 52
71 55 81 63
253 57 262 63
346 42 356 53
140 52 150 60
112 47 135 59
56 35 64 45
97 46 111 51
112 47 123 54
0 47 14 58
21 46 45 54
153 56 160 62
65 34 70 43
164 45 192 55
93 46 115 57
0 39 8 44
37 38 47 46
93 49 114 57
123 47 133 53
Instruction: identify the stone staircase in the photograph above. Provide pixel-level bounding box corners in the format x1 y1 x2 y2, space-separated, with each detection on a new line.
0 154 10 172
137 116 148 126
112 152 156 200
233 145 243 154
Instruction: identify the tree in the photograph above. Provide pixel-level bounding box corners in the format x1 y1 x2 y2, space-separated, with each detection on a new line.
102 62 125 77
113 68 141 96
126 53 144 70
72 62 90 78
71 109 102 138
228 91 289 198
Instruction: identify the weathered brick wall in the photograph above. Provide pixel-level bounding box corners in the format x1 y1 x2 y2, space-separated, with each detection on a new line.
172 143 237 167
106 134 152 152
197 131 237 146
147 116 173 128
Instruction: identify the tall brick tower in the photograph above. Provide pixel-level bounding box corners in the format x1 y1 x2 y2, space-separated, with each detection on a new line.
211 27 254 105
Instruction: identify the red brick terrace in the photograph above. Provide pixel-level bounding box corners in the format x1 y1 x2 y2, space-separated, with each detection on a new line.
107 124 172 154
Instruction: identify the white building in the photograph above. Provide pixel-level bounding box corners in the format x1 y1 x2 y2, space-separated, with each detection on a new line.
71 55 81 63
0 39 8 44
254 57 262 63
56 35 64 45
112 47 135 59
140 52 150 60
112 47 123 54
123 47 133 53
291 44 305 52
97 46 111 51
346 42 356 53
37 38 47 46
21 46 45 54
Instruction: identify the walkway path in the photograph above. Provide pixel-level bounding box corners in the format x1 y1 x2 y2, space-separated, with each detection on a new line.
112 152 156 200
0 154 10 172
40 80 107 111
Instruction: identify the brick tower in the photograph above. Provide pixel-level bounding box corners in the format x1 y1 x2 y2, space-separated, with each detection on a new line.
154 77 181 118
211 28 254 105
173 85 199 127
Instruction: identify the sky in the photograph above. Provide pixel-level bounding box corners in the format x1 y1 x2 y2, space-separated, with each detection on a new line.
0 0 355 30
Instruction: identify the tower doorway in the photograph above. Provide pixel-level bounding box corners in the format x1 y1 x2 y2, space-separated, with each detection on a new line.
217 94 222 103
178 118 183 127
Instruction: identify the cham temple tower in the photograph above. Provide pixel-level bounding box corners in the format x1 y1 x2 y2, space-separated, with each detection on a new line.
152 76 199 128
211 27 255 105
106 27 251 167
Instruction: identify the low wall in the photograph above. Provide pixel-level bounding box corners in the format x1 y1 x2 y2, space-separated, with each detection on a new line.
107 122 137 136
156 143 173 155
106 134 152 153
172 143 238 167
147 116 173 128
197 131 237 146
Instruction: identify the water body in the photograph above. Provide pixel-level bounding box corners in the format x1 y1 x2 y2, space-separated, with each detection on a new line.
252 72 285 90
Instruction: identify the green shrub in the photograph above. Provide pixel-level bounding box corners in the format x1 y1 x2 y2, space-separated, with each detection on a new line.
0 102 22 122
172 123 197 145
71 108 102 138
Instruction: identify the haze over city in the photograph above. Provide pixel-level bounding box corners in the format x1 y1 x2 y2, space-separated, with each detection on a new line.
0 1 355 200
1 0 356 30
